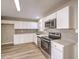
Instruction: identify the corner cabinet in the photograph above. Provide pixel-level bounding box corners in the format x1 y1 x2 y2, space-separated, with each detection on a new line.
57 6 69 29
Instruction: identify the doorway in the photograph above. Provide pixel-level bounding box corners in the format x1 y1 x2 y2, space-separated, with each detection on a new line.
1 24 14 45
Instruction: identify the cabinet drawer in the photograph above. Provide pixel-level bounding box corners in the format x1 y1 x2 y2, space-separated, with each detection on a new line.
51 42 64 51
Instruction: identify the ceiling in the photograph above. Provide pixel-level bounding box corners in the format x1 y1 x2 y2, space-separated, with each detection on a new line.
1 0 69 20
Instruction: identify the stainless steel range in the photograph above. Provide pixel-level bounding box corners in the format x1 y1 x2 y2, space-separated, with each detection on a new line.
37 32 61 59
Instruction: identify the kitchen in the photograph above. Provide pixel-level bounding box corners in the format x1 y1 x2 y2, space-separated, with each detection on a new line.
1 0 78 59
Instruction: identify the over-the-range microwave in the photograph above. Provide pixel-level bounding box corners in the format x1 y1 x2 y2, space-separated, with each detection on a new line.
45 18 56 28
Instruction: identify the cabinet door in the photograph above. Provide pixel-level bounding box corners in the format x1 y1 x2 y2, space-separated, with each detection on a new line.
14 22 38 29
57 6 69 29
14 34 34 45
38 19 43 31
38 17 46 31
51 47 63 59
33 34 37 45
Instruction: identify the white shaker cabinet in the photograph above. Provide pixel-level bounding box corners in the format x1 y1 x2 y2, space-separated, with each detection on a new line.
33 33 37 45
14 34 34 45
51 42 64 59
38 12 57 31
14 22 38 29
38 17 46 31
38 19 43 31
51 47 63 59
57 6 69 29
39 6 70 30
51 40 74 59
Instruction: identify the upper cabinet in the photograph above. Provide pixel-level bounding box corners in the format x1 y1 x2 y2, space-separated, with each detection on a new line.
1 20 38 29
38 12 57 31
39 6 71 31
57 6 69 29
14 22 38 29
38 19 43 31
38 17 46 31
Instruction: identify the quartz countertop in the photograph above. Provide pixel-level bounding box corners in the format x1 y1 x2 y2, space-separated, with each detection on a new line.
36 32 77 46
51 39 76 46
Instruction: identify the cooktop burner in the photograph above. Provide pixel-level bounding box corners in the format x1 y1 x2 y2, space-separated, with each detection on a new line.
41 32 61 41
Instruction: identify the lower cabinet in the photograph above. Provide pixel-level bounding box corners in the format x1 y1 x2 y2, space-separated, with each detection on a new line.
51 41 74 59
14 33 38 45
51 45 63 59
33 34 37 45
14 33 34 45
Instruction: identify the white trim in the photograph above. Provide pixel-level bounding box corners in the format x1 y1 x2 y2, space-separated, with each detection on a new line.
1 42 13 45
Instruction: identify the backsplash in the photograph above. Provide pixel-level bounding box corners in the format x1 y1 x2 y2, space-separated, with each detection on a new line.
45 29 78 43
15 29 38 34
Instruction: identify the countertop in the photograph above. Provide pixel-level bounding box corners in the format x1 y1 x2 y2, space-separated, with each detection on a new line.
51 39 76 47
37 34 76 46
37 34 48 37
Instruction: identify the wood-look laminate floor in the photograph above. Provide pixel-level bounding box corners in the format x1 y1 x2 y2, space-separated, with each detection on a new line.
1 43 46 59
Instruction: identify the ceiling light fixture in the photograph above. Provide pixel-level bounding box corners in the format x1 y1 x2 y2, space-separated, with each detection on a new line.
14 0 20 11
36 16 40 19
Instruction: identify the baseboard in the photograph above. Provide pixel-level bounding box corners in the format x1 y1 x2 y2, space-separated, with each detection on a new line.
1 42 13 45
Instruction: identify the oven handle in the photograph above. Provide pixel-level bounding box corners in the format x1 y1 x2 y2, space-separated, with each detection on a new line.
42 38 50 42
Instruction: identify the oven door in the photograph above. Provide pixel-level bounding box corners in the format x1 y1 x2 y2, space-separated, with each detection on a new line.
41 38 51 54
